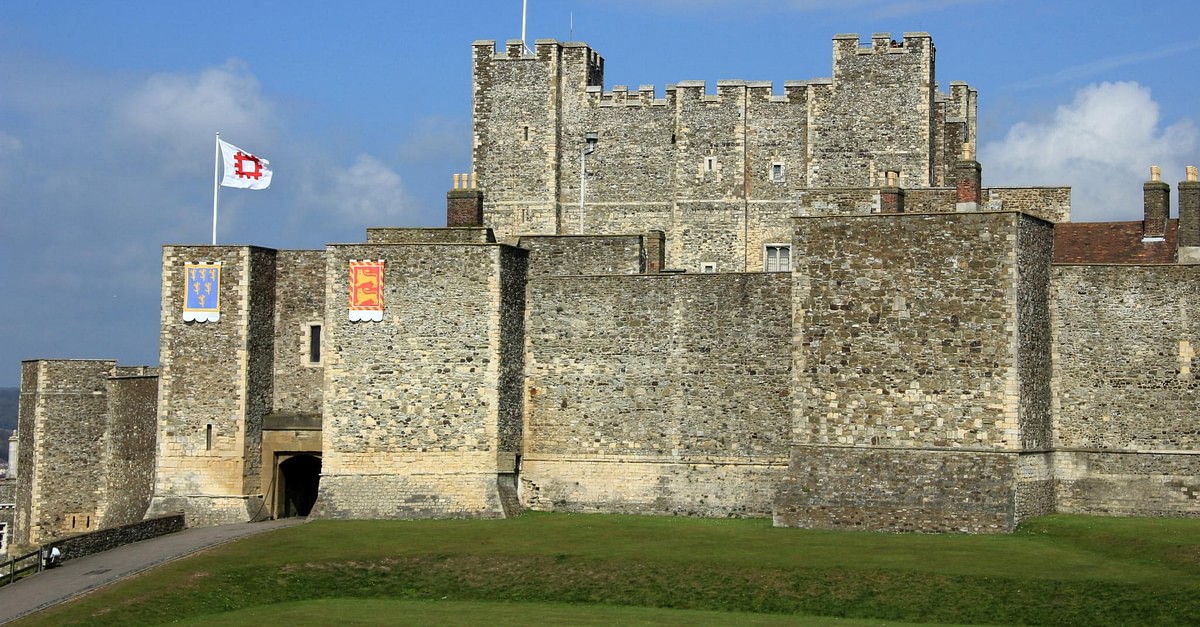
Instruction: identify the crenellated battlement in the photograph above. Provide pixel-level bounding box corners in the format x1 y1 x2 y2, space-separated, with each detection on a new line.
474 32 974 240
833 31 933 55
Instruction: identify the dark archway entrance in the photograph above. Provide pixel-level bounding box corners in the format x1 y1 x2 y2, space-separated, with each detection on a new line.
278 454 321 517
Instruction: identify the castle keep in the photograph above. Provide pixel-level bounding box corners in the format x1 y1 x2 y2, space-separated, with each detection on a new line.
8 33 1199 550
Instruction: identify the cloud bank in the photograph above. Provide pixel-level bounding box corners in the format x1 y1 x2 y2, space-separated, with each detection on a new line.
981 81 1198 222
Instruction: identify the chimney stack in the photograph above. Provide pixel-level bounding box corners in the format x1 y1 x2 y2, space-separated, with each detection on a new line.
955 143 982 212
1143 165 1169 240
880 170 905 214
1179 166 1200 262
447 172 484 227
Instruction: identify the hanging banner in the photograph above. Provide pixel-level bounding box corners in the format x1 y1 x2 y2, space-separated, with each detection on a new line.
183 262 221 322
349 260 384 322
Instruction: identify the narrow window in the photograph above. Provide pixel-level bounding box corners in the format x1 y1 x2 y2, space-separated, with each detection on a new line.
309 324 322 364
522 126 530 141
765 245 791 272
206 424 213 451
771 162 785 183
700 262 717 273
705 156 717 172
0 522 7 552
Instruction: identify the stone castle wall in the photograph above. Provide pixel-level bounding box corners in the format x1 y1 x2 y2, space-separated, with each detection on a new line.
13 30 1200 537
97 374 158 529
14 360 114 546
473 33 976 273
271 250 325 416
815 33 935 187
1051 264 1200 516
147 246 276 526
517 235 645 276
0 478 13 555
313 243 528 519
775 212 1055 532
522 272 792 516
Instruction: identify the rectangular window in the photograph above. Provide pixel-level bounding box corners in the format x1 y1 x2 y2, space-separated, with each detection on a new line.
700 262 717 273
771 162 785 183
309 324 322 364
704 156 717 172
206 424 213 451
765 245 791 272
0 522 7 553
522 126 530 141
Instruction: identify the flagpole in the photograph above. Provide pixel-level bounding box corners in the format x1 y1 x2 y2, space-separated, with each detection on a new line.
212 132 220 245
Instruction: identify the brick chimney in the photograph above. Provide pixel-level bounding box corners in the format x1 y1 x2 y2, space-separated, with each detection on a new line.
955 143 982 212
1143 165 1169 240
880 170 905 214
644 230 665 273
447 173 483 227
1179 165 1200 249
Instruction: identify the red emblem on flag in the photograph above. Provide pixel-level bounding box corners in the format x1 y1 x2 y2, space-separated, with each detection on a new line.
233 151 264 181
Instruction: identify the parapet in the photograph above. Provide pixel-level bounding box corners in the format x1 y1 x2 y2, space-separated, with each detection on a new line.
833 32 933 72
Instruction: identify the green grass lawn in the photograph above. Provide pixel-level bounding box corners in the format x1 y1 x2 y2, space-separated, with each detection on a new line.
15 513 1200 626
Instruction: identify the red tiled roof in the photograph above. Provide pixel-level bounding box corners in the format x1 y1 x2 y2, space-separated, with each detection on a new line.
1053 220 1178 264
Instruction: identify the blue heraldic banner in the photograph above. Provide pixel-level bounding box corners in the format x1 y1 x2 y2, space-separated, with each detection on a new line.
183 262 221 322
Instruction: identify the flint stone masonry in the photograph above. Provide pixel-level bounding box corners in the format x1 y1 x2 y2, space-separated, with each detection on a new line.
792 212 1051 451
53 514 184 562
97 375 158 530
779 211 1054 531
272 250 325 416
473 33 975 273
1052 265 1200 451
1051 264 1200 516
15 32 1200 537
523 272 791 516
15 360 114 546
312 242 527 519
774 448 1016 532
1054 452 1200 517
367 227 496 244
148 246 276 526
0 478 12 555
517 235 646 276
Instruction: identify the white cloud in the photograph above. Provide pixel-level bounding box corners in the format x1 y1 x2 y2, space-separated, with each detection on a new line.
113 60 273 174
0 131 21 157
981 81 1198 222
315 155 414 225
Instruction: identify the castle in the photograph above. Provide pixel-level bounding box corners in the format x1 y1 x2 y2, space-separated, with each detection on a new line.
6 32 1199 553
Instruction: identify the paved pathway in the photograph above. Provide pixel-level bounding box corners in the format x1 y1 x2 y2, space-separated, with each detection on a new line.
0 518 306 624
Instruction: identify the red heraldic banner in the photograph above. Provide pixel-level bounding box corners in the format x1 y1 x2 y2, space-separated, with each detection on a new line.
183 262 221 322
349 260 385 322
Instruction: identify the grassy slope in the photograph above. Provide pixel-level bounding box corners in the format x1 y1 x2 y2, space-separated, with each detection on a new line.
18 513 1200 626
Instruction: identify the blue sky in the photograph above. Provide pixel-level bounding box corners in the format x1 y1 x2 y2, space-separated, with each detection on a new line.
2 0 1199 386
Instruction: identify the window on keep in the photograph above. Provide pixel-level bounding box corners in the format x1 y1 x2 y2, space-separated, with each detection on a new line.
765 245 791 272
309 324 322 364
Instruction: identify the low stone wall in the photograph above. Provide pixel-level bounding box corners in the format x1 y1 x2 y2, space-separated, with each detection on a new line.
147 495 264 527
53 514 184 561
1055 451 1200 517
313 471 505 519
521 458 786 517
773 447 1017 533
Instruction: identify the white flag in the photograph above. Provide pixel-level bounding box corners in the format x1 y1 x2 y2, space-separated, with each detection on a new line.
219 139 272 190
